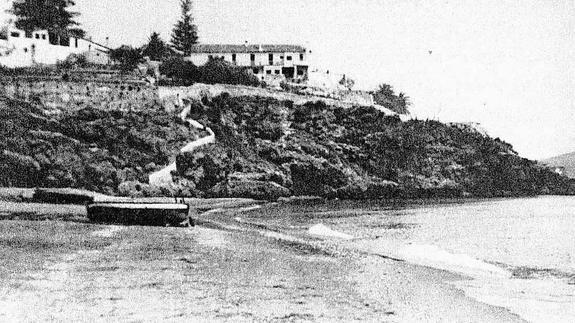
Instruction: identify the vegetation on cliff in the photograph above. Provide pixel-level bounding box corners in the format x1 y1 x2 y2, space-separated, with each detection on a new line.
0 96 200 195
174 94 575 199
2 92 572 200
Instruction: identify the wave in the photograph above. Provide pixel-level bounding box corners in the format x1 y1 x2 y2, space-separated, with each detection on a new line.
347 239 510 279
488 261 575 282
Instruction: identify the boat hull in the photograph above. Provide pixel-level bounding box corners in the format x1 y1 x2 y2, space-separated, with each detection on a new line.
87 203 190 226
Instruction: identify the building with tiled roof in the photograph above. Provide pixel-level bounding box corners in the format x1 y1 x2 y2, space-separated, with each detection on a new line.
187 43 309 82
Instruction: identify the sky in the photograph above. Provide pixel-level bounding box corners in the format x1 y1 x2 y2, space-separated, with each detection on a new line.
1 0 574 160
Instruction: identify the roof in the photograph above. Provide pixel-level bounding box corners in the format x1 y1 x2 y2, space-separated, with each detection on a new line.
189 44 306 54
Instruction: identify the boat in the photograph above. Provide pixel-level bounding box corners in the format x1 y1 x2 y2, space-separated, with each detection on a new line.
87 201 191 227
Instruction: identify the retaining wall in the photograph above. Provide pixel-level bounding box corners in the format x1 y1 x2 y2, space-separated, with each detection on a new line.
0 78 158 112
158 83 387 112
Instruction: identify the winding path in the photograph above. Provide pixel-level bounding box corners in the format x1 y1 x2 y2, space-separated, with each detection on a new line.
149 103 215 187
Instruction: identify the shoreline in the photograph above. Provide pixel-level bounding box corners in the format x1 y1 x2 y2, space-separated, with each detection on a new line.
0 196 539 321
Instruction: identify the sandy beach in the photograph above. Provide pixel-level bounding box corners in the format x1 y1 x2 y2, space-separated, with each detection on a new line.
0 199 526 322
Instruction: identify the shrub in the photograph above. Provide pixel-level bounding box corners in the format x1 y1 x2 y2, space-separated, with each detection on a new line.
110 45 144 72
159 57 198 86
159 56 261 87
198 57 260 86
56 53 89 69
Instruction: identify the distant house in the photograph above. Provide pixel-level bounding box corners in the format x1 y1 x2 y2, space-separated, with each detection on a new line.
187 44 309 82
0 26 110 67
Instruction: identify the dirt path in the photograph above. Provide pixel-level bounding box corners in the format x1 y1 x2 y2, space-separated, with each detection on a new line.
149 102 215 187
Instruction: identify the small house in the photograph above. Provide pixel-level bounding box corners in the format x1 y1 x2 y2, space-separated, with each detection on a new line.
187 44 309 82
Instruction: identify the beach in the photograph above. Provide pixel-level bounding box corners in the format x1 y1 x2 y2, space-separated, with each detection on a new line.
0 199 525 322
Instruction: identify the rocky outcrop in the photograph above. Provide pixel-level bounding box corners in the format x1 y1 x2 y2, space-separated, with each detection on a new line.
207 180 290 201
0 96 200 194
173 95 575 199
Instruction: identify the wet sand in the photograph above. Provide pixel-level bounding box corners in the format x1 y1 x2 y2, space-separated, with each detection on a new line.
0 201 524 322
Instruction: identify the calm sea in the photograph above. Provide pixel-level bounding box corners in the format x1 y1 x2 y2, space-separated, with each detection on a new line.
239 196 575 322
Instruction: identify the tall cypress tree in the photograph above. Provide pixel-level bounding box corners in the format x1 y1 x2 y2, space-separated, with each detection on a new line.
171 0 198 56
10 0 85 37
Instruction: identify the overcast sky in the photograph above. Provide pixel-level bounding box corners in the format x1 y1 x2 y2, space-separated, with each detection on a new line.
2 0 574 159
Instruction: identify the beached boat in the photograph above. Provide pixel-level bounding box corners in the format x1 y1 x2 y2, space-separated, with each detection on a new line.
87 202 191 227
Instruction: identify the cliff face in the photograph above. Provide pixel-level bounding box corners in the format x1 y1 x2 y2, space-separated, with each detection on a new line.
175 94 575 199
0 96 199 195
2 92 573 199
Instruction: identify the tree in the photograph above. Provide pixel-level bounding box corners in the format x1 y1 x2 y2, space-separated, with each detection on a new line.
10 0 85 36
171 0 198 56
142 32 170 61
110 46 144 72
373 83 410 115
339 74 355 90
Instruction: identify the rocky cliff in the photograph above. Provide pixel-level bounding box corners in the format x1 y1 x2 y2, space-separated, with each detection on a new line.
2 91 573 199
173 94 575 199
0 96 201 195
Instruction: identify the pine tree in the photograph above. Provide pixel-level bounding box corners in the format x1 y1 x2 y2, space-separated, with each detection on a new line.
10 0 85 36
171 0 198 56
142 32 169 61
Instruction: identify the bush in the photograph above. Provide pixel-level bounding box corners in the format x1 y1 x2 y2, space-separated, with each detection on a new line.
159 56 261 87
372 84 410 115
198 57 260 86
110 45 144 72
159 57 198 86
57 53 89 69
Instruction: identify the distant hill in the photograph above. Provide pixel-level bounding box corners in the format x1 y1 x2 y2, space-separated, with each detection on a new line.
542 152 575 178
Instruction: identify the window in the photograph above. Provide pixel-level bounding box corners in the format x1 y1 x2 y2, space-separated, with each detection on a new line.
300 53 304 60
75 38 78 48
280 56 284 59
42 34 46 40
268 53 273 64
35 34 39 39
250 53 255 61
208 55 213 60
23 47 28 53
232 53 236 62
275 70 280 74
25 30 32 38
10 32 20 38
266 70 272 75
287 56 292 61
253 68 258 74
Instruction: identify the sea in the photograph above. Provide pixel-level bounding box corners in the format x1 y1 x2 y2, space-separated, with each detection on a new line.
237 196 575 322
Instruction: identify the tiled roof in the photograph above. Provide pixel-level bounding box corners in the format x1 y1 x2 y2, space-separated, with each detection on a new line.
189 44 306 54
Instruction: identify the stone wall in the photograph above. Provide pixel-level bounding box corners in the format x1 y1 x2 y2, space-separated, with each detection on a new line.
0 77 158 112
158 83 393 114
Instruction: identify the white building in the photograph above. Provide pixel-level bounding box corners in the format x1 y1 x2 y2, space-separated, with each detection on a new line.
0 26 110 68
187 44 309 82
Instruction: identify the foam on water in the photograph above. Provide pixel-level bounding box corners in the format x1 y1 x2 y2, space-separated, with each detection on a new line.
351 238 575 323
455 276 575 323
397 243 510 278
